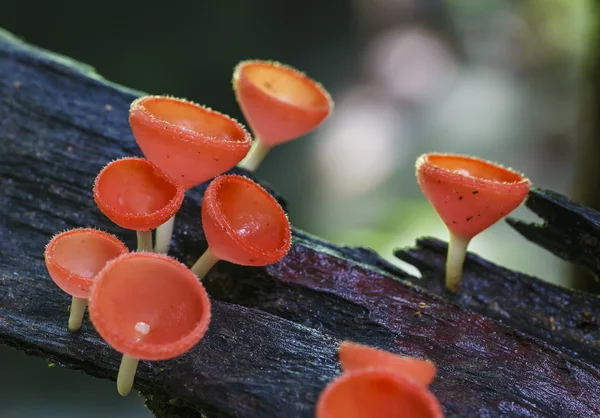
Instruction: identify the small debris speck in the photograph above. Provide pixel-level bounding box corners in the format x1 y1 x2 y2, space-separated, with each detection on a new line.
413 311 422 318
13 81 21 89
104 104 113 111
466 216 473 222
66 146 73 153
472 191 479 194
419 302 427 309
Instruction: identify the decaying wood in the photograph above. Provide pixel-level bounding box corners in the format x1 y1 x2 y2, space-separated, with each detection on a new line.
1 29 599 417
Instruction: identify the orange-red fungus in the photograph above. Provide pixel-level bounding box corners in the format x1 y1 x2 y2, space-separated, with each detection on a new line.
89 252 211 360
93 157 184 232
316 369 444 418
233 60 332 147
339 341 436 386
89 252 211 395
202 174 291 266
129 96 252 190
416 152 530 291
44 228 128 331
45 228 129 298
416 153 530 240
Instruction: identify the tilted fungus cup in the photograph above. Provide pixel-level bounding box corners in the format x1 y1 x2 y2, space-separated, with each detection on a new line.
339 341 436 386
44 228 128 332
129 96 252 253
88 252 211 396
416 153 530 292
93 157 184 252
233 60 333 171
316 369 444 418
191 174 291 280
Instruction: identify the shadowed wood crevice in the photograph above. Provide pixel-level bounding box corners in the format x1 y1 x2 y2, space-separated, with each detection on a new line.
395 236 600 365
1 28 600 418
507 188 600 279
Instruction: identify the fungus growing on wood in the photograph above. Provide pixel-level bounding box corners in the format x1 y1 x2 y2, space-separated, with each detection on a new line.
316 369 444 418
93 157 184 252
339 341 436 386
44 228 128 332
129 95 252 253
416 153 530 292
88 252 211 396
233 60 333 171
191 174 291 279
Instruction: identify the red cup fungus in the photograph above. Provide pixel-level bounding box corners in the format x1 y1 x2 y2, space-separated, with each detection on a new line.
191 174 291 280
316 369 444 418
416 153 530 292
233 60 333 171
339 341 436 386
129 95 252 253
93 157 184 252
88 252 211 396
44 228 128 332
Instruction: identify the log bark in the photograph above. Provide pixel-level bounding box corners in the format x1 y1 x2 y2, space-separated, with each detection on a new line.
1 29 599 417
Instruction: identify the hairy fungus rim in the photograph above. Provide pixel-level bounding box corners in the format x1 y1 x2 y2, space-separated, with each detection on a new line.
233 59 334 113
204 174 291 263
416 152 531 190
88 252 212 361
93 157 185 231
44 227 129 295
129 95 253 148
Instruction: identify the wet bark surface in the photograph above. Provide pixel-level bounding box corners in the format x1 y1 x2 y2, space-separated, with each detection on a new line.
1 29 599 417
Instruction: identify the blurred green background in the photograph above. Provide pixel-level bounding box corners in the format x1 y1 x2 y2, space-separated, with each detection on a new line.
1 0 598 416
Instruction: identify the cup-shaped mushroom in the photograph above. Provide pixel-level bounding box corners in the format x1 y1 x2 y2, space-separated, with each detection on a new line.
416 153 530 292
129 96 252 190
93 157 184 251
339 341 436 386
316 369 443 418
233 60 333 171
190 174 291 279
44 228 128 332
88 252 211 396
129 96 252 253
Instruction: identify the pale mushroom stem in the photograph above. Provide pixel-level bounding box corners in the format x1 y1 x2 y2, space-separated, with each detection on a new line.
154 215 176 254
117 354 139 396
445 232 471 292
136 231 153 252
67 296 88 332
238 138 271 172
190 248 220 280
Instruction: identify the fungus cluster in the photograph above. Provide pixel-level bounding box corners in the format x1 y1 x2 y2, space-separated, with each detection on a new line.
43 59 327 398
317 341 443 418
42 56 531 414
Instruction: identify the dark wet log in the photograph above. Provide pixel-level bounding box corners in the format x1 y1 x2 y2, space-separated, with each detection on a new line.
507 188 600 279
395 236 600 365
1 28 600 418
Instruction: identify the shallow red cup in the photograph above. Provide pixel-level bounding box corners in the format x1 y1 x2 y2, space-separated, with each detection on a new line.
233 60 332 147
201 174 291 266
316 369 444 418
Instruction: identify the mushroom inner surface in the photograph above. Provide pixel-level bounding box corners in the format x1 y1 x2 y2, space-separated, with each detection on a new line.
54 233 124 278
144 99 247 142
98 160 178 215
96 257 206 346
244 64 329 110
321 372 437 418
217 179 287 253
428 155 523 183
